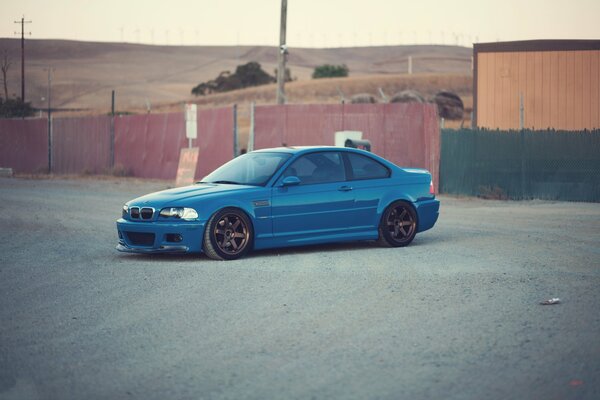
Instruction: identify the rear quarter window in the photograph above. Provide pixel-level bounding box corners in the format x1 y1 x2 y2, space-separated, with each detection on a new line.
346 153 390 180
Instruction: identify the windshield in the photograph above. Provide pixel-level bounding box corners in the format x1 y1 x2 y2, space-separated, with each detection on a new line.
201 152 292 186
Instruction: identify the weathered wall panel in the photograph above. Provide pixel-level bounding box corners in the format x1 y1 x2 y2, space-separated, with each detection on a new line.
0 108 233 180
591 52 600 127
114 108 234 180
115 113 186 180
194 107 234 180
254 103 440 191
476 42 600 130
52 116 111 174
0 118 47 173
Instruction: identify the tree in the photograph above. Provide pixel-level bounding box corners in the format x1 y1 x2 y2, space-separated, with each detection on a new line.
312 64 349 79
235 62 275 87
0 98 35 118
191 62 276 96
1 51 11 100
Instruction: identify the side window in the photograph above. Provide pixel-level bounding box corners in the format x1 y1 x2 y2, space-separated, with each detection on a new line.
283 152 345 184
347 153 390 180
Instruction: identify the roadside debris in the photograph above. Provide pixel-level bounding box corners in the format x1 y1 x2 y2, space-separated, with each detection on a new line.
540 298 561 305
0 168 13 177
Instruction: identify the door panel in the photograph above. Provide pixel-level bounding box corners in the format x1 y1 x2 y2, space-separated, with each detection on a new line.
272 182 355 238
271 151 353 240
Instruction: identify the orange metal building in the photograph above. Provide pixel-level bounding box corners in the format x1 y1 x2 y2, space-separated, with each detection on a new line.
474 40 600 130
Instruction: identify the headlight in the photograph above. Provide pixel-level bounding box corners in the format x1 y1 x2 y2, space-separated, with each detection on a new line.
122 205 128 217
159 207 198 221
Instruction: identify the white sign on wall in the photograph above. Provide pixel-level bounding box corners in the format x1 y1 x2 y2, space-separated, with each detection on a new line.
185 104 197 139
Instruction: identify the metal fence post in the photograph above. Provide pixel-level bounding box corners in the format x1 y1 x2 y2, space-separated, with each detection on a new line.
48 114 52 173
519 92 526 199
233 104 238 157
519 93 524 130
110 90 115 168
248 102 255 152
46 67 53 173
520 129 526 199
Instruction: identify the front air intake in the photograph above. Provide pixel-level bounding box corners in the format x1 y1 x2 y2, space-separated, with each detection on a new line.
125 232 155 246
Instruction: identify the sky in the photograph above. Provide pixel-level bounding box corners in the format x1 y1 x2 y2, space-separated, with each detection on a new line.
2 0 599 48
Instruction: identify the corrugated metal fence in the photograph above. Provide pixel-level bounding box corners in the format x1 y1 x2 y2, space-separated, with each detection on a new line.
254 103 440 191
0 118 48 173
0 107 234 180
115 113 186 180
5 108 598 202
440 129 600 201
53 116 112 174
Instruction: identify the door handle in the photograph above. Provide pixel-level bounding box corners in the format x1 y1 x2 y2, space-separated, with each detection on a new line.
338 186 353 192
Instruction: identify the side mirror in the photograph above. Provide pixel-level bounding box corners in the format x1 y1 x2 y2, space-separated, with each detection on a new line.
281 176 300 186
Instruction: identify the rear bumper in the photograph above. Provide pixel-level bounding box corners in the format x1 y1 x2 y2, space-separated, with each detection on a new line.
415 198 440 233
116 218 205 254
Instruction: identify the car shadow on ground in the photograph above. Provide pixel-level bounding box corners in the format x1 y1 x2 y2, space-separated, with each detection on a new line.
113 235 439 263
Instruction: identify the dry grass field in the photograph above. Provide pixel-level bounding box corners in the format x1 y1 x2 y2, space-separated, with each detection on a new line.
0 39 472 115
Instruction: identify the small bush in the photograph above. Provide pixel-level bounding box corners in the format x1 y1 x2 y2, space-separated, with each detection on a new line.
312 64 349 79
0 98 35 118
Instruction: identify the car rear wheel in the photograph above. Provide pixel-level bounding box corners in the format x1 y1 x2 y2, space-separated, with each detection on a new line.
377 200 417 247
203 208 253 260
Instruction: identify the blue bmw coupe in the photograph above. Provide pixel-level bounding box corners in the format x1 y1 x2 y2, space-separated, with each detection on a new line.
116 146 439 260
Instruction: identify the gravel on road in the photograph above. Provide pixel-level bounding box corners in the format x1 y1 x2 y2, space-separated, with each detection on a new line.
1 177 599 400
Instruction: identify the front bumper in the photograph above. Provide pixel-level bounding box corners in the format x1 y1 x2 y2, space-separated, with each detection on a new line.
116 242 189 253
116 218 206 254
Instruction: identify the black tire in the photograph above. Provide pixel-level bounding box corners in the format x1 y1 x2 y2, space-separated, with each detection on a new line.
203 208 253 260
377 200 418 247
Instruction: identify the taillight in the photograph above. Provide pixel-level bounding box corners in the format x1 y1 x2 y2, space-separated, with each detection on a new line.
429 180 435 196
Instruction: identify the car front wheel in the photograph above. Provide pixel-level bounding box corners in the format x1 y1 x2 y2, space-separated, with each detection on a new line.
203 208 253 260
377 200 417 247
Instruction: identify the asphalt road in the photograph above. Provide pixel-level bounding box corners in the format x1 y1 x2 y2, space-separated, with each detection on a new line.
1 177 599 400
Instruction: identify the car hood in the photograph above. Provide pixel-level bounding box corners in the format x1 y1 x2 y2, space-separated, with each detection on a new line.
128 183 257 207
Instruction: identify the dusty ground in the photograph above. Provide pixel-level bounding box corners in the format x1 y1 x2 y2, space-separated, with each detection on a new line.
0 177 599 400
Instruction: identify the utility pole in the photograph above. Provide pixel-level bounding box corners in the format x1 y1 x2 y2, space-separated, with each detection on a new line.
276 0 287 105
14 16 32 103
45 67 54 172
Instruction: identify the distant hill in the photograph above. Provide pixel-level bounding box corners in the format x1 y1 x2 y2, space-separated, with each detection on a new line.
0 38 472 112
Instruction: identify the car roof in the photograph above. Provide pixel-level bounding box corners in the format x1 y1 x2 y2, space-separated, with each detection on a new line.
253 146 367 155
253 146 399 173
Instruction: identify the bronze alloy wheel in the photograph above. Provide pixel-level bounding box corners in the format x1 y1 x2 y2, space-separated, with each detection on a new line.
214 214 249 255
204 208 253 260
378 201 417 247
